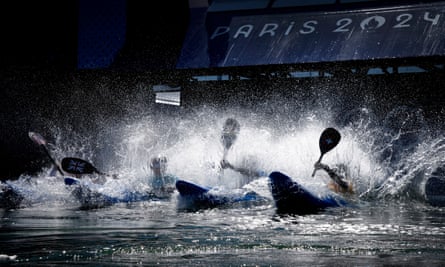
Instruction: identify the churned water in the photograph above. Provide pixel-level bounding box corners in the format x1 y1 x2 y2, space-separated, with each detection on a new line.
1 200 444 266
1 105 445 266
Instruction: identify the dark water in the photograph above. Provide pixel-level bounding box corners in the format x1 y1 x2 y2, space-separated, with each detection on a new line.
2 104 445 266
1 198 445 266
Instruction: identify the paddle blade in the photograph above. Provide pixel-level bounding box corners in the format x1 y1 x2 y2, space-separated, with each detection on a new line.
221 118 240 150
319 128 341 154
28 132 47 146
61 157 96 175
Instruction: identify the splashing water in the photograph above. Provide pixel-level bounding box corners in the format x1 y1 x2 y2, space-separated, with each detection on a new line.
8 103 445 208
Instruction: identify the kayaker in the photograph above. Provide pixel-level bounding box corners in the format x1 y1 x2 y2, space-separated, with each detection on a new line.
219 117 268 188
314 162 354 194
220 156 267 188
149 155 177 197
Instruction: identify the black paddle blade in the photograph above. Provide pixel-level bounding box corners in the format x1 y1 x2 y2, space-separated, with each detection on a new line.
319 128 341 154
221 118 240 150
61 157 96 175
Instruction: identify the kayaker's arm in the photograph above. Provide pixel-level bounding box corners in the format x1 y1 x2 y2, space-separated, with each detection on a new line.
314 162 350 191
220 160 265 178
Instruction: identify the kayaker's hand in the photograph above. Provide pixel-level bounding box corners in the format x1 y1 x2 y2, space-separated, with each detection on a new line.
314 162 324 170
220 160 232 170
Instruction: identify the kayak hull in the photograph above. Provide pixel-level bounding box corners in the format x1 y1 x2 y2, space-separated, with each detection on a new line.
269 171 348 215
176 179 267 211
64 177 169 210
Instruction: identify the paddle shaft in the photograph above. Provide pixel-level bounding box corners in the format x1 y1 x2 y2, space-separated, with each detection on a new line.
220 145 229 177
41 144 64 175
311 153 324 177
29 132 64 175
220 118 240 176
222 148 229 161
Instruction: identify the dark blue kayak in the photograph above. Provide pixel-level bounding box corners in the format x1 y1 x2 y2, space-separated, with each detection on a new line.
175 179 267 211
269 171 349 215
64 177 166 210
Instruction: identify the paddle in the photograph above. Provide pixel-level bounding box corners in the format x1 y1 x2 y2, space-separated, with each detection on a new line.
219 118 240 175
311 127 341 177
61 157 106 175
28 131 64 175
221 118 240 161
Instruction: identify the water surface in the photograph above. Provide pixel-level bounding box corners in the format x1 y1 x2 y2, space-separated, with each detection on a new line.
2 105 445 266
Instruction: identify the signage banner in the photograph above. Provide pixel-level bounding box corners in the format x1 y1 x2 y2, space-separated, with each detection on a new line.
176 3 445 69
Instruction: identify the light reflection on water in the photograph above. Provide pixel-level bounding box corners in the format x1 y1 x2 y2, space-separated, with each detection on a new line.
1 200 445 266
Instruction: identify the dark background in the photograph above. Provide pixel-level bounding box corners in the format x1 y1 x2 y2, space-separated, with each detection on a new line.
0 0 190 179
1 0 444 180
0 0 190 70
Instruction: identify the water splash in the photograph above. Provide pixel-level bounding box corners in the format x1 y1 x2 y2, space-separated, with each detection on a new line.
112 106 380 199
11 100 445 207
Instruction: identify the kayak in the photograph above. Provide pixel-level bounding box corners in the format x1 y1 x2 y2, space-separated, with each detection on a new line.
175 179 268 211
64 177 170 210
64 177 118 209
269 171 349 215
